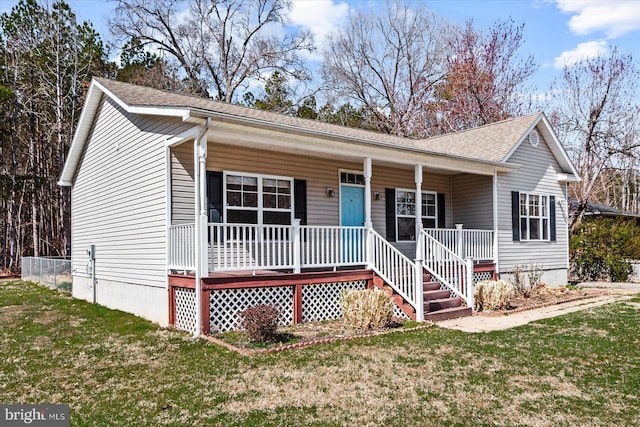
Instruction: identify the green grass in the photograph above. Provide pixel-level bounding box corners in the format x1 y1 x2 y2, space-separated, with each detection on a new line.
1 280 640 426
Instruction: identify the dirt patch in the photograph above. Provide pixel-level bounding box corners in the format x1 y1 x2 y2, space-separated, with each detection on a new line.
0 305 25 325
477 284 607 316
209 318 432 354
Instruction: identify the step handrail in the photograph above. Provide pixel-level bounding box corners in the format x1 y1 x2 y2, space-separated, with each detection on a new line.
418 229 473 307
368 229 418 312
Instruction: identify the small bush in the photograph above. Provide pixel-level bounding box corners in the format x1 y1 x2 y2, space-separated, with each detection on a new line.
340 289 394 330
511 264 543 298
474 280 514 312
238 304 280 342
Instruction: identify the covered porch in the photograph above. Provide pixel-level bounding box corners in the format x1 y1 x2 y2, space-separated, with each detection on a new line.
166 117 510 333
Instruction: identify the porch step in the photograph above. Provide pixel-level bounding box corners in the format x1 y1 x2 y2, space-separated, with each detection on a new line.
425 306 472 322
423 281 441 291
425 297 462 311
423 289 452 301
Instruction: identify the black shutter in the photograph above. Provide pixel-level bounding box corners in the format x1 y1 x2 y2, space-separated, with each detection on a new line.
207 171 223 223
512 191 520 241
549 195 556 241
437 193 446 228
385 188 396 242
294 179 307 225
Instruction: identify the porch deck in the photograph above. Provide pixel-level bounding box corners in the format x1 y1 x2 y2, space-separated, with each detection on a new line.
168 222 495 333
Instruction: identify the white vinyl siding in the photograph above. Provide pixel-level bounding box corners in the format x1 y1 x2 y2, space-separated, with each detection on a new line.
497 126 569 273
71 97 192 287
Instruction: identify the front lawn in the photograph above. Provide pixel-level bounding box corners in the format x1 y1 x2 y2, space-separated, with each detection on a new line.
1 280 639 426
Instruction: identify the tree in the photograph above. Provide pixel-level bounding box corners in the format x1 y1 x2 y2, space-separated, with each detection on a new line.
242 71 294 114
0 0 108 271
116 37 193 93
432 19 537 134
321 1 450 137
110 0 314 102
550 48 640 230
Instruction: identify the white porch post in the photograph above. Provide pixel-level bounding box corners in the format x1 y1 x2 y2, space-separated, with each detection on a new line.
193 119 210 338
414 165 423 257
492 171 499 271
455 223 464 259
363 157 373 267
292 218 301 273
414 164 424 321
465 257 475 311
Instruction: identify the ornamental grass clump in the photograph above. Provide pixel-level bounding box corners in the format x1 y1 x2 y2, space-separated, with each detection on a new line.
238 304 280 342
474 280 515 312
340 289 394 330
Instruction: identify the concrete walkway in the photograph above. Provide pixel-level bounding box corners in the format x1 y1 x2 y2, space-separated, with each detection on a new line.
437 293 634 333
578 281 640 294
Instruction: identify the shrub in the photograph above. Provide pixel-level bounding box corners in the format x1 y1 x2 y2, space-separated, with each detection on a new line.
570 217 639 282
238 304 280 342
474 280 514 312
340 289 394 330
511 263 543 298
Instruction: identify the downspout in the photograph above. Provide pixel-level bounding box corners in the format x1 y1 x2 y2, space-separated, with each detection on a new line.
493 171 499 275
193 118 211 338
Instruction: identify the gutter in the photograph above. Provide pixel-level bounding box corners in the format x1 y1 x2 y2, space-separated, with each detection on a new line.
182 110 517 172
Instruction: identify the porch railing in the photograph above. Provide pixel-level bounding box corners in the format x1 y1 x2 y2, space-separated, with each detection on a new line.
168 223 367 272
301 226 366 268
423 225 494 261
418 229 474 308
168 224 196 270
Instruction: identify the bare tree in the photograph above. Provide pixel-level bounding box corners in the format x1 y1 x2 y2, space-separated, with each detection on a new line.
432 19 537 135
321 1 450 137
110 0 314 102
550 48 640 230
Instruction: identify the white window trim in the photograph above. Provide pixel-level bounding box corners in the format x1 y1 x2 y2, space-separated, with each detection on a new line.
519 191 550 241
396 188 438 242
223 170 294 226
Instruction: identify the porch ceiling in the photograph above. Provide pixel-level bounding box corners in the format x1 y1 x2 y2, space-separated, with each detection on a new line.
205 120 516 176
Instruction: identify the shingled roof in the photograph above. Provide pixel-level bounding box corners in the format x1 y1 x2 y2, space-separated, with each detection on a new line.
94 77 539 164
60 78 579 186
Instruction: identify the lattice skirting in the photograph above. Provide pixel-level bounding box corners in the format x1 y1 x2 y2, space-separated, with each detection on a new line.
208 279 370 332
393 304 410 320
474 271 494 284
209 286 294 333
175 287 197 332
301 280 367 322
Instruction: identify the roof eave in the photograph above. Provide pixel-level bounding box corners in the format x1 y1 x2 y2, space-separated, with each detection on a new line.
184 110 516 172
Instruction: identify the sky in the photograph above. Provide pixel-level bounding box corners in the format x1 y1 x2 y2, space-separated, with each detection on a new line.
2 0 640 94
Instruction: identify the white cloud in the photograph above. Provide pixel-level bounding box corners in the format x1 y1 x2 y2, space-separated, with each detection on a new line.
289 0 350 57
555 0 640 38
553 40 609 68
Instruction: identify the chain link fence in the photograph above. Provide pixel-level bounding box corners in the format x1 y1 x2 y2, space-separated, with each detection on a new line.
21 256 72 293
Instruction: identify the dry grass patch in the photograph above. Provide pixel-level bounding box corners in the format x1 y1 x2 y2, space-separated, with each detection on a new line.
2 281 640 426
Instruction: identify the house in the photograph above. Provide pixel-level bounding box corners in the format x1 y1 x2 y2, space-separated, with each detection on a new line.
59 78 580 335
568 198 640 222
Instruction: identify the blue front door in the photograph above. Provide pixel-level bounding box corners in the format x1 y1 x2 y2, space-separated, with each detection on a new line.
340 186 364 226
340 185 365 262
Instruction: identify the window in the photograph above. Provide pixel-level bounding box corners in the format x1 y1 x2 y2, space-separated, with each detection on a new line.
519 192 549 241
340 171 364 185
396 189 438 241
224 172 293 225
